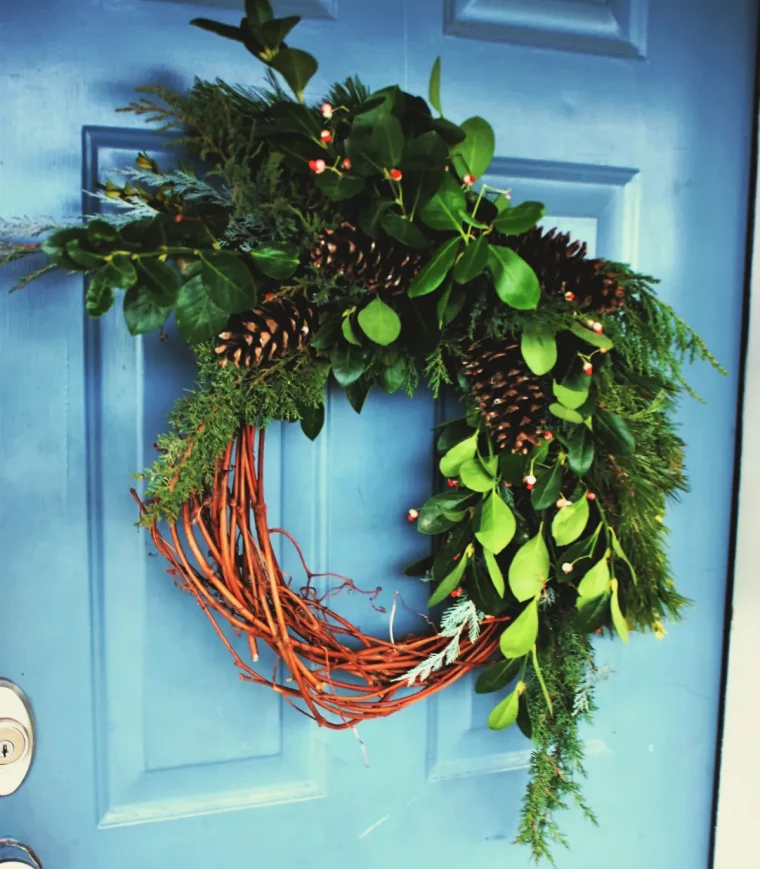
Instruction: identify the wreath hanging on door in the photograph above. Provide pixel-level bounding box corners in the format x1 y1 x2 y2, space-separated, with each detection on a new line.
0 1 723 860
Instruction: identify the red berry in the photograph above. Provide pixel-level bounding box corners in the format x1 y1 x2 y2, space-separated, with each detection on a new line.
320 129 333 143
524 474 537 489
450 587 464 598
463 174 476 186
309 159 327 174
320 102 333 118
407 508 419 522
564 291 575 301
599 347 609 355
586 492 596 501
264 292 275 301
174 214 184 223
543 430 553 440
389 168 403 181
342 158 352 170
583 362 593 376
592 322 604 334
447 479 458 488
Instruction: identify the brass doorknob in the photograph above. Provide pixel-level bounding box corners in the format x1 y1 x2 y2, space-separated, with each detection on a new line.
0 839 42 868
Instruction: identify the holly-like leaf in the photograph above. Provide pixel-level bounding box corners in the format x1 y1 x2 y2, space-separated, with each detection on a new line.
299 401 325 440
610 579 629 643
175 274 228 344
483 547 506 596
428 549 470 607
330 343 367 386
420 174 466 232
408 237 460 297
459 457 496 493
250 242 299 280
570 321 614 350
508 532 549 601
521 327 557 376
475 657 520 694
357 297 401 346
492 201 546 235
315 171 366 201
453 234 489 284
200 252 256 313
568 426 595 476
136 259 180 307
428 56 442 116
577 557 611 598
531 460 563 511
440 432 478 478
500 598 539 657
123 285 171 335
476 491 516 555
487 683 522 731
487 246 540 310
85 270 115 317
552 496 590 546
268 47 318 102
553 380 588 410
549 403 584 424
450 116 495 179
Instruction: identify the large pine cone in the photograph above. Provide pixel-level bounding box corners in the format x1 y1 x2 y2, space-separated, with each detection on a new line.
463 341 550 454
495 227 625 314
215 295 319 368
311 221 427 296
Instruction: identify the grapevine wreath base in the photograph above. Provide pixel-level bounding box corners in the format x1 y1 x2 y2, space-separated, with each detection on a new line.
138 424 506 727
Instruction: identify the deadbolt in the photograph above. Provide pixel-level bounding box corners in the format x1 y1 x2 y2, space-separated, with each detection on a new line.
0 681 34 795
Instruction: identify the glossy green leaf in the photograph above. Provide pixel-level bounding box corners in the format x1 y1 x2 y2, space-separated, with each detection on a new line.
136 259 180 307
549 403 584 424
420 174 466 232
521 327 557 376
428 56 442 115
258 15 300 49
345 376 372 414
459 457 496 493
357 297 401 346
450 116 495 179
381 357 408 394
123 285 171 335
453 234 489 284
268 47 318 101
553 380 588 410
201 252 256 313
404 554 435 577
569 321 614 350
432 515 473 579
508 532 549 602
85 271 115 317
66 239 105 269
380 211 429 249
476 492 516 555
577 557 611 598
475 657 520 694
610 580 629 643
299 401 325 440
487 683 522 731
175 274 228 343
568 426 595 476
408 237 460 297
427 549 470 607
610 527 638 585
499 452 526 484
595 409 635 455
488 246 541 310
103 255 138 289
341 315 361 346
492 201 546 235
531 460 563 511
516 694 533 739
552 496 590 546
191 17 245 43
87 219 119 244
42 227 86 268
440 432 478 477
436 280 467 328
250 242 299 280
481 548 504 597
575 591 611 633
314 171 365 201
330 343 367 386
500 598 539 657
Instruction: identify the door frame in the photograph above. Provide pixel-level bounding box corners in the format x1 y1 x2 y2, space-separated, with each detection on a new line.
713 65 760 869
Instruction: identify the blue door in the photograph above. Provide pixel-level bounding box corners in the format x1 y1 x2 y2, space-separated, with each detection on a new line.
1 1 755 867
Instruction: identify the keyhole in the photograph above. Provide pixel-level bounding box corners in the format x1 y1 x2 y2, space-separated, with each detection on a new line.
1 744 8 758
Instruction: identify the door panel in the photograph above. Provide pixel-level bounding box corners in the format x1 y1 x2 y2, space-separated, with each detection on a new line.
0 1 756 867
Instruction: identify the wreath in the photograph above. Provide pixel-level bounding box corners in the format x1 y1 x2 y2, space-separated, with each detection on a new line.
1 1 724 860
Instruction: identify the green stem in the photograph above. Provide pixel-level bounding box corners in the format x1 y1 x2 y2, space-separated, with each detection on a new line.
531 644 554 716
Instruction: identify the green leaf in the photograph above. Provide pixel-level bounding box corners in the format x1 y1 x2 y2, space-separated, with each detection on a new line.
299 402 325 440
610 580 629 643
175 274 228 343
200 252 256 313
345 376 372 414
428 117 466 146
483 547 506 596
408 237 460 297
492 201 546 235
516 693 533 739
575 592 611 633
487 683 522 731
190 17 245 43
268 47 318 102
553 380 588 410
85 271 115 317
499 452 526 484
500 598 539 657
250 242 300 280
594 409 635 455
41 227 86 269
610 527 638 585
487 246 540 310
87 219 119 244
359 199 394 238
569 321 614 350
476 492 516 555
381 357 408 393
404 554 435 577
432 515 473 578
552 496 590 546
531 460 563 511
428 56 442 116
427 549 470 607
568 426 595 476
381 212 429 249
315 172 365 201
330 343 367 387
341 315 361 346
450 116 495 179
459 457 496 493
440 433 478 477
436 280 466 328
508 532 549 602
453 235 489 284
475 658 520 693
258 15 300 49
521 327 557 376
352 110 405 170
357 297 401 346
123 285 171 335
419 174 466 232
66 239 105 269
577 557 611 598
136 259 180 307
245 0 274 27
103 255 138 289
549 403 584 424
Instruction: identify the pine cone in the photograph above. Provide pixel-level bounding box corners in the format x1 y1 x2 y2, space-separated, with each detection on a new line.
311 221 427 296
463 341 550 454
215 296 319 368
494 227 625 314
